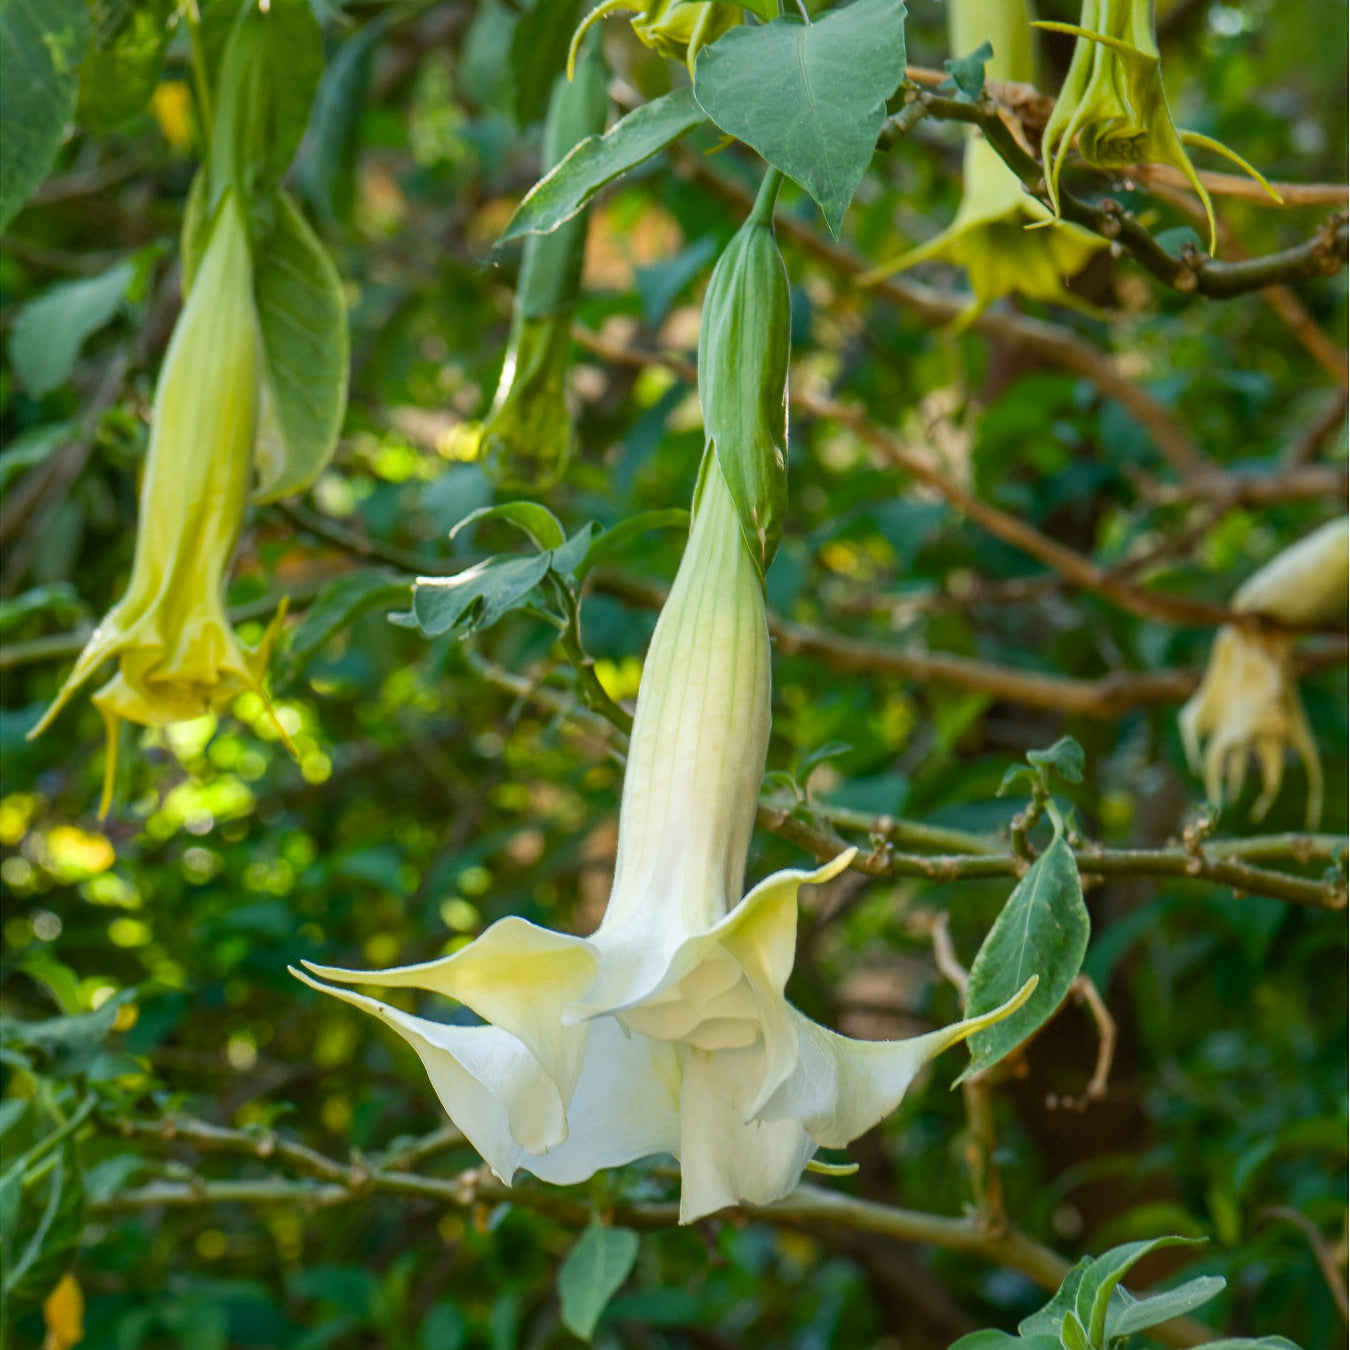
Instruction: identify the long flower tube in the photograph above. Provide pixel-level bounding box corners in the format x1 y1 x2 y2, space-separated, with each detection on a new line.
294 188 1035 1223
1180 517 1348 825
862 0 1103 320
28 191 281 815
1036 0 1281 253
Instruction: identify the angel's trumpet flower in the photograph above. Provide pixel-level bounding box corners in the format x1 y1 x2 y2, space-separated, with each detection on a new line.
862 0 1103 320
568 0 741 79
1036 0 1281 253
28 192 282 815
1180 517 1348 825
294 182 1034 1223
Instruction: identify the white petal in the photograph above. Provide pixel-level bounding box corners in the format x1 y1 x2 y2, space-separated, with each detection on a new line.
758 978 1038 1149
290 966 566 1168
525 1018 683 1186
677 1043 818 1223
301 916 597 1102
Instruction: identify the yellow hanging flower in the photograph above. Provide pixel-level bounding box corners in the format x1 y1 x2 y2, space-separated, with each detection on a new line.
1036 0 1281 253
1180 517 1348 825
863 0 1104 321
28 191 283 815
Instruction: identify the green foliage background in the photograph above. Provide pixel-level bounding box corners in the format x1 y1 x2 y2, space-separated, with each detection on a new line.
0 1 1346 1348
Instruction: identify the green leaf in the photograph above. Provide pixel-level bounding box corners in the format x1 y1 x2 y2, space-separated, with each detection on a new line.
557 1224 639 1342
1059 1311 1092 1350
406 554 554 638
0 989 134 1077
0 422 71 493
0 0 91 230
0 582 87 636
281 570 412 680
251 190 350 502
76 0 174 130
692 0 907 238
1 1142 84 1315
208 0 324 206
1019 1258 1089 1339
1074 1236 1203 1349
452 502 567 552
7 257 138 397
948 1333 1025 1350
956 807 1090 1083
510 0 583 127
1107 1275 1227 1340
296 6 406 229
501 88 708 243
1027 735 1085 786
1191 1340 1303 1350
943 40 993 102
550 521 604 577
798 739 854 784
573 508 690 580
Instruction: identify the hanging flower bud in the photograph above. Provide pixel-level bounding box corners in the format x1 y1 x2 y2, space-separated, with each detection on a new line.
863 0 1104 321
569 0 741 79
476 38 609 489
295 174 1034 1222
1180 517 1348 825
28 191 279 815
697 169 791 577
1037 0 1281 254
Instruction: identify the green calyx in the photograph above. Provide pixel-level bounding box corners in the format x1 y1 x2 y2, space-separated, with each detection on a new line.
697 169 790 581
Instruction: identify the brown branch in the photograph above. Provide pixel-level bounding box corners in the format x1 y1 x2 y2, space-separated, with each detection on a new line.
913 92 1349 300
93 1111 1213 1347
575 328 1340 636
472 652 1348 911
667 144 1211 481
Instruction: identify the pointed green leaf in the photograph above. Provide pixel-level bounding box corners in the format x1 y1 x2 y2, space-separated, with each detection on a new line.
1028 735 1086 786
956 808 1090 1083
0 0 90 229
252 190 350 503
1 1143 84 1315
1019 1258 1090 1339
452 502 567 552
8 257 138 397
1075 1237 1205 1349
501 89 708 243
558 1224 639 1342
1107 1274 1227 1340
281 570 412 681
692 0 907 237
572 508 689 580
406 554 554 638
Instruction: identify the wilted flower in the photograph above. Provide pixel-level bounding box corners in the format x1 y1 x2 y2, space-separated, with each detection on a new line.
295 187 1032 1221
569 0 741 78
1037 0 1280 253
29 191 282 815
1180 517 1348 824
863 0 1104 320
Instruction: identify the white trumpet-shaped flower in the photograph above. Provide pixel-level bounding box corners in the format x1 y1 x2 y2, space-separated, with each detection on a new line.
1180 517 1348 825
293 459 1033 1221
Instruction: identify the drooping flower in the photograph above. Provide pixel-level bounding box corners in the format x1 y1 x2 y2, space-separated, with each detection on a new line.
1036 0 1281 254
28 190 282 816
1180 517 1348 825
294 184 1034 1223
472 38 609 490
862 0 1104 321
569 0 741 79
